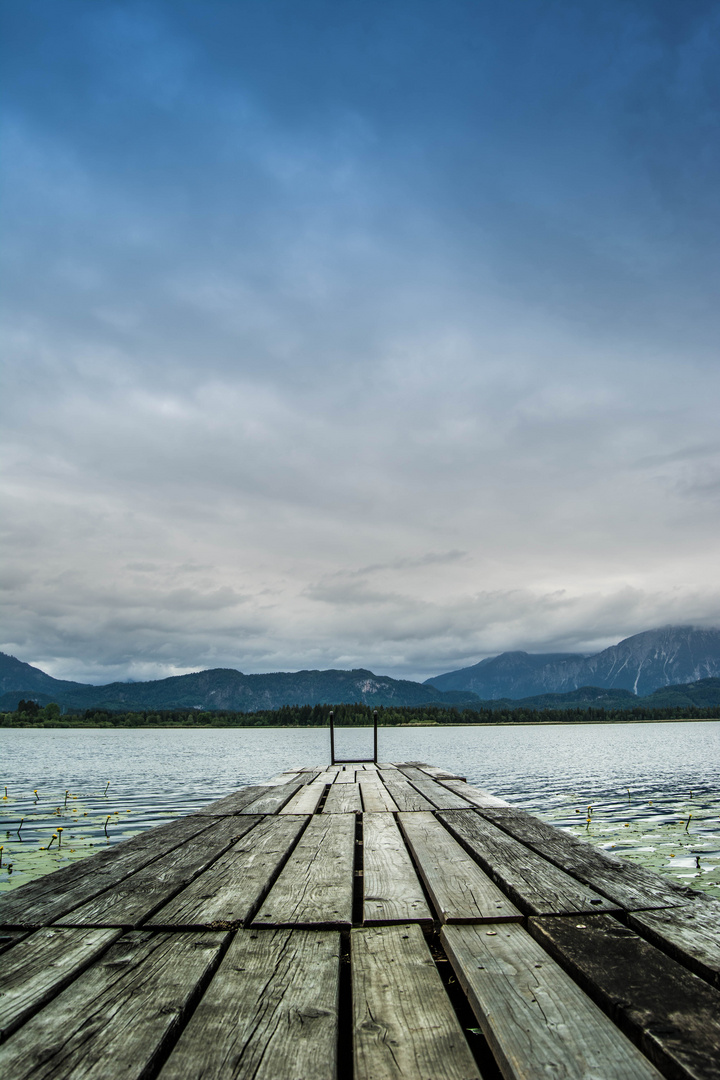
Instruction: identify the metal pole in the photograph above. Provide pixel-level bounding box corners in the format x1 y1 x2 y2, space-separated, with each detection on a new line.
329 709 335 765
373 710 378 763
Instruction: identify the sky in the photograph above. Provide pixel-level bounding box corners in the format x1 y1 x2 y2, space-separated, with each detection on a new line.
1 0 720 685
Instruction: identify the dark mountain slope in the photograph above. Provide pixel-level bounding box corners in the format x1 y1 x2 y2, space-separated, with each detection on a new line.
643 676 720 709
0 654 479 712
0 652 87 697
424 651 585 698
425 627 720 699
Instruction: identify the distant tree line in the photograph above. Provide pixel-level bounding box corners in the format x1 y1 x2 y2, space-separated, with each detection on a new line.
2 699 720 728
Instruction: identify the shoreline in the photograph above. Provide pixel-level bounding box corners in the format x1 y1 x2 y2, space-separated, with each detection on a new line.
3 715 718 730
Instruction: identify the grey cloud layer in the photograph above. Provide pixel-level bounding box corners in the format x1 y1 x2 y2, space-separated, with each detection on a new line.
1 1 719 682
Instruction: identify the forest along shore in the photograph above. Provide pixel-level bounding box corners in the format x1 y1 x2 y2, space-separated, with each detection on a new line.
4 701 720 728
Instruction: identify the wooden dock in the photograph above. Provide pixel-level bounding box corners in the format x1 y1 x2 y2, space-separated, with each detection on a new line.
1 761 719 1079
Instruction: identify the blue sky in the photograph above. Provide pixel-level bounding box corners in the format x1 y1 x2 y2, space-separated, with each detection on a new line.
2 0 719 683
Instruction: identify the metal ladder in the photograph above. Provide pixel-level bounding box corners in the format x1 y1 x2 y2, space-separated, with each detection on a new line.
329 708 378 764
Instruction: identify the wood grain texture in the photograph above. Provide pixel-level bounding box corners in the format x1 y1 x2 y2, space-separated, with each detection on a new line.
415 765 466 781
264 770 318 786
0 930 27 956
379 777 435 811
397 766 440 783
263 770 301 784
439 779 510 807
480 807 693 911
352 924 481 1080
404 778 475 810
398 812 521 924
529 913 720 1080
194 785 274 815
359 780 398 812
0 930 229 1080
628 899 720 989
279 782 326 815
0 927 121 1041
252 814 355 927
148 814 308 928
158 929 340 1080
442 922 664 1080
335 769 357 783
239 780 306 815
322 783 362 813
313 771 340 785
439 809 620 916
0 814 215 928
362 814 432 925
55 816 261 928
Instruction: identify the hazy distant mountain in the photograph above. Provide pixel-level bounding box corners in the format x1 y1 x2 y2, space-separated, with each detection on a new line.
3 625 720 713
425 627 720 698
423 651 586 698
0 653 480 712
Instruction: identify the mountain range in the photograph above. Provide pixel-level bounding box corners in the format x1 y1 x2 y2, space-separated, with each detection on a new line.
0 653 480 712
424 626 720 698
2 625 719 713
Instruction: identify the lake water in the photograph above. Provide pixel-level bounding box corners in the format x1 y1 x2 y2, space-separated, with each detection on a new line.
2 722 719 897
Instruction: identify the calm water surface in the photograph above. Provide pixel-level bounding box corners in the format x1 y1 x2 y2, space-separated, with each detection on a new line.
2 722 719 896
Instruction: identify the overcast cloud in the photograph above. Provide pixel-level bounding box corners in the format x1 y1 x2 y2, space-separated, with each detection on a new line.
2 0 719 683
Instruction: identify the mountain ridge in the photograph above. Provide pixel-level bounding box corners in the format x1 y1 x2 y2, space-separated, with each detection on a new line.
0 655 480 712
2 625 720 712
424 626 720 699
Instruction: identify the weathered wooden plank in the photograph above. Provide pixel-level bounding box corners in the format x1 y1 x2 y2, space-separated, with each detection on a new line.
194 785 274 815
335 769 357 783
158 929 339 1080
0 930 27 956
380 776 435 811
416 764 467 781
359 779 398 812
263 770 302 785
376 763 401 771
352 924 480 1080
406 777 475 809
439 810 620 916
239 779 306 814
264 769 319 786
56 816 261 927
0 927 121 1041
0 814 216 928
481 807 693 911
628 898 720 989
529 913 720 1080
313 770 340 785
253 814 355 927
439 779 510 807
0 930 229 1080
279 782 326 815
148 814 308 928
398 812 521 923
322 783 363 813
441 922 664 1080
362 813 432 925
397 765 441 782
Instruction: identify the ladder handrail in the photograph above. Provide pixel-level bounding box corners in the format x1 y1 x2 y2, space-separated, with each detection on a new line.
329 709 378 763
